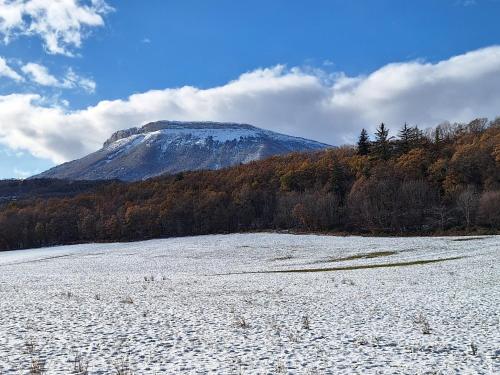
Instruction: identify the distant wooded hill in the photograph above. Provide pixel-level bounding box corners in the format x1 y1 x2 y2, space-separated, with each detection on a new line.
1 118 499 251
0 179 116 204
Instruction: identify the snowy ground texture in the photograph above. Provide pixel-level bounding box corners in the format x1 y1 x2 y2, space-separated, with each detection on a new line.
0 233 498 374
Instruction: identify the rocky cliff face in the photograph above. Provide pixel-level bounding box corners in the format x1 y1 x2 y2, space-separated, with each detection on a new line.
33 121 331 181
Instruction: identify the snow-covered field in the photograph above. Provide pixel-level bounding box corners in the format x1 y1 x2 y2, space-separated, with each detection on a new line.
0 234 498 374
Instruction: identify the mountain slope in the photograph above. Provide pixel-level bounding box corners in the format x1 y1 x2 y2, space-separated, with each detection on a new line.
34 121 330 181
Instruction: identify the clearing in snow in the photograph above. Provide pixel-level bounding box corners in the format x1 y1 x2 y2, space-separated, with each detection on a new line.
0 233 498 374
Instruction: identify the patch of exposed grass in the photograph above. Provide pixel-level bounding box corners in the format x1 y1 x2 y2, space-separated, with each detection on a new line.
113 356 133 375
313 250 397 264
120 296 134 304
413 313 432 335
234 315 249 328
451 237 490 242
271 254 294 261
72 352 89 375
0 254 74 268
215 256 465 276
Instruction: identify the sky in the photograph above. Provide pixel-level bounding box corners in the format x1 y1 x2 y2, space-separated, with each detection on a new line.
1 0 500 179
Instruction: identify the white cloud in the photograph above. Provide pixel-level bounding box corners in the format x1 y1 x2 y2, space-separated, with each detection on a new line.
63 67 96 92
457 0 477 6
21 62 59 86
0 0 113 56
0 56 22 81
13 167 37 178
21 62 95 92
1 46 500 164
0 147 24 157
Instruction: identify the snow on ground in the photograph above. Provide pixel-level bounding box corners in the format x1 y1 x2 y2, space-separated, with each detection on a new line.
0 233 498 374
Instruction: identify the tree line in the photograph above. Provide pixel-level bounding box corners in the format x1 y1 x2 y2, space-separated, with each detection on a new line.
1 118 499 251
0 178 114 203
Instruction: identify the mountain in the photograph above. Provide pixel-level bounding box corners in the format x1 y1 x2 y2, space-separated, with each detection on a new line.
3 119 499 251
33 121 331 181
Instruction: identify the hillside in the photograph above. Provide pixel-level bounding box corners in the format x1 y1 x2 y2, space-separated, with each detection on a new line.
0 179 116 204
33 121 330 181
1 118 499 251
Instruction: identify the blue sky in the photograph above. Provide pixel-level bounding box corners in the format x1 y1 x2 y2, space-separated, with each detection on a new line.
1 0 500 178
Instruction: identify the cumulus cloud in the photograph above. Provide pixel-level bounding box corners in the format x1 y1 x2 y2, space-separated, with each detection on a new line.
0 0 113 55
21 62 95 92
21 62 59 86
1 46 500 164
0 56 22 81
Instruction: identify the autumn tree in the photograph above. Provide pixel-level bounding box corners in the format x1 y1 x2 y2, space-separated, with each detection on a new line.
477 190 500 228
396 148 430 180
456 186 479 230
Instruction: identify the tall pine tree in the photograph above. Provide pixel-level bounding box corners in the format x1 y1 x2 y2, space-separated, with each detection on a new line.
409 125 424 147
397 123 412 154
373 123 391 160
357 128 370 155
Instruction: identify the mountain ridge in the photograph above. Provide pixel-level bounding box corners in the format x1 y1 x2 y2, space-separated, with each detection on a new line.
33 121 331 181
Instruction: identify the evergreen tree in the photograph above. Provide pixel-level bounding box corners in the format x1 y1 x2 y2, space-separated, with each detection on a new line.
329 162 346 198
357 128 370 155
434 126 441 145
373 122 391 160
398 123 412 154
409 125 424 147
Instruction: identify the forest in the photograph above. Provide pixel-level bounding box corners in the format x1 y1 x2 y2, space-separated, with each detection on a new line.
0 178 114 203
0 118 499 251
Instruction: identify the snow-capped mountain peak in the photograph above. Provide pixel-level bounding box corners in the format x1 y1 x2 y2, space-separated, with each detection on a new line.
34 121 331 181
